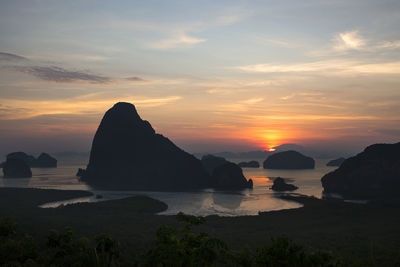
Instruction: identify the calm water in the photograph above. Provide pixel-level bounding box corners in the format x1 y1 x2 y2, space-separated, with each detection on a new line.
0 158 337 216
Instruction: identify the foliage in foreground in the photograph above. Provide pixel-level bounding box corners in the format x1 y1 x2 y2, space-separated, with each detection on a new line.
0 214 347 266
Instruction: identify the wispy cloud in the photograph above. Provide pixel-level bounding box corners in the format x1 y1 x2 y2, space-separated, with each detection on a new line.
376 40 400 49
334 30 366 51
237 60 400 75
13 66 110 83
0 52 28 62
0 96 182 120
125 76 148 82
149 32 206 49
241 98 264 104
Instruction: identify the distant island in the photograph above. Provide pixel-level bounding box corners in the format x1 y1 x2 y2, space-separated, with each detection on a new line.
201 154 253 189
263 151 315 169
326 157 346 167
81 102 252 191
238 161 260 168
321 142 400 199
271 177 298 191
1 152 57 168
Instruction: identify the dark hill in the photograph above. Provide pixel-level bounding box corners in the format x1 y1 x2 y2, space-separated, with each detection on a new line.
321 142 400 199
263 151 315 169
82 102 214 190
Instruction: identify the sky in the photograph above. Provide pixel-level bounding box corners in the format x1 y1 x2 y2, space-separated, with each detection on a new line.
0 0 400 155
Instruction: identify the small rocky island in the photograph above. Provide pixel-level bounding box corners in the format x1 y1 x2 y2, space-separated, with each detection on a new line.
321 142 400 199
2 158 32 178
238 161 260 168
263 150 315 169
201 155 253 189
81 102 252 190
326 157 346 167
3 152 57 168
271 177 298 191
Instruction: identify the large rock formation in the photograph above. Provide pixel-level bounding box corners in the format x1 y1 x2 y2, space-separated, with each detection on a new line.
263 151 315 169
201 154 229 175
4 152 57 168
238 160 260 168
271 177 298 191
3 158 32 178
326 157 346 167
321 142 400 199
213 163 253 189
82 103 214 190
201 155 253 189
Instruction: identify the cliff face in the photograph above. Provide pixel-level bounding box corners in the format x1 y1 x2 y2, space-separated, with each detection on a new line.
82 102 213 190
321 143 400 199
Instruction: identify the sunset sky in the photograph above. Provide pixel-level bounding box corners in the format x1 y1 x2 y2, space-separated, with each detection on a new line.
0 0 399 155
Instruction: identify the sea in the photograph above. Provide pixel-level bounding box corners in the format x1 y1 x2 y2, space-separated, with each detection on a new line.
0 157 338 216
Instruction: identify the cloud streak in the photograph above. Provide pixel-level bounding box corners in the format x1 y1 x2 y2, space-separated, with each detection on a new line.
14 66 110 83
149 32 206 49
0 52 27 62
237 60 400 75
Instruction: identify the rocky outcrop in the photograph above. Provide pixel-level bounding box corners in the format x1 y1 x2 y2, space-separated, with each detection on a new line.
201 155 229 175
212 163 253 189
271 177 298 191
321 143 400 199
82 102 214 190
4 152 57 168
2 158 32 178
33 153 57 167
238 161 260 168
76 168 86 177
326 157 346 167
82 103 253 191
7 152 36 165
263 151 315 169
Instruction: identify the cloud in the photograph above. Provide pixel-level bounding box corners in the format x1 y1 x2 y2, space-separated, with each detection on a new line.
334 30 366 51
14 66 110 83
241 98 264 104
126 76 148 82
0 52 27 62
377 40 400 49
150 32 206 49
0 96 183 120
237 59 400 75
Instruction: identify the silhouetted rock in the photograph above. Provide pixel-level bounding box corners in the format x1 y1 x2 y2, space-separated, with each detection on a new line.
7 152 36 165
321 142 400 199
82 102 214 190
326 157 346 167
3 158 32 178
5 152 57 168
33 153 57 167
201 154 229 175
271 177 298 191
238 161 260 168
212 163 253 189
263 151 315 169
76 168 86 177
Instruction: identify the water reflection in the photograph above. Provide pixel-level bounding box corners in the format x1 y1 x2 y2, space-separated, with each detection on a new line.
1 159 336 216
212 191 245 210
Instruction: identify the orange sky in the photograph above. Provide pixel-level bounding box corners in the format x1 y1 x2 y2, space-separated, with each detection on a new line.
0 1 399 155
